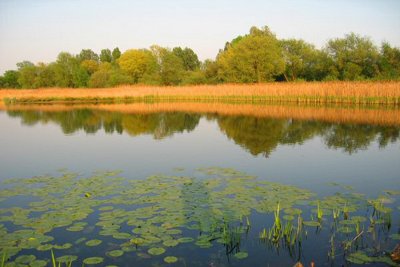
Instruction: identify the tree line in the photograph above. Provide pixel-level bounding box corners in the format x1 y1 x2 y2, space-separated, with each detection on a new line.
1 25 400 89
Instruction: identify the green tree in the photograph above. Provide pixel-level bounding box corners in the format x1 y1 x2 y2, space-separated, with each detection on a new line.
325 33 380 80
17 61 37 88
0 70 20 88
53 52 89 87
100 49 112 63
280 39 328 81
34 63 56 88
80 60 99 74
78 49 99 62
112 47 121 62
378 42 400 80
118 49 157 83
202 59 220 84
172 47 200 71
89 63 131 88
151 45 185 85
217 26 285 83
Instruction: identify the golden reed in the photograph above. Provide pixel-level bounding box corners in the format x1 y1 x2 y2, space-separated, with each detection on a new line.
1 81 400 104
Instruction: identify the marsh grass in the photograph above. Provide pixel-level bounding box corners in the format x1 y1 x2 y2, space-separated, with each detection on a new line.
1 81 400 105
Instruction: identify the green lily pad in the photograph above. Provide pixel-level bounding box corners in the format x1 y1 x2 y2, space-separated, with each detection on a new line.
66 226 84 232
107 250 124 257
164 256 178 263
29 260 48 267
83 257 104 265
234 251 248 259
15 255 36 264
338 226 354 234
53 243 72 250
36 244 53 251
148 247 166 256
74 237 87 244
163 239 179 247
112 233 131 240
85 239 102 247
303 221 320 227
56 255 78 263
177 237 194 243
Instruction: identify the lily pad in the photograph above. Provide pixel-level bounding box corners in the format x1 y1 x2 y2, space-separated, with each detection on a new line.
83 257 104 265
148 247 166 256
85 239 102 247
56 255 78 263
29 260 48 267
177 237 194 243
163 239 179 247
15 255 36 264
234 251 248 259
164 256 178 263
36 244 53 251
107 250 124 257
303 221 320 227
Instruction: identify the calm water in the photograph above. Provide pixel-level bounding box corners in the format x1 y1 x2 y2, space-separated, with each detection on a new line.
0 106 399 266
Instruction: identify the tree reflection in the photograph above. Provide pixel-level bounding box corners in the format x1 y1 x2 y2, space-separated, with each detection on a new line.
7 110 200 139
7 109 400 155
216 115 400 156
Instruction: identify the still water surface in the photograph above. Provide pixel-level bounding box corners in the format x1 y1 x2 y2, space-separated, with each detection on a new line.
0 105 399 266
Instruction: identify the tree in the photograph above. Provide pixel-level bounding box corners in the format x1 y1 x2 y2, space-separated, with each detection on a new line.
34 63 56 88
78 49 99 62
0 70 20 88
112 47 121 62
117 49 157 83
80 60 99 74
325 33 380 80
151 45 185 85
17 61 37 88
217 26 285 83
89 63 130 88
202 59 220 84
172 47 200 71
100 49 112 63
378 42 400 80
280 39 328 81
53 52 89 87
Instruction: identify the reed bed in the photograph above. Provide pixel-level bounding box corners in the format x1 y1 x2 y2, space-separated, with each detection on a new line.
1 81 400 105
2 102 400 126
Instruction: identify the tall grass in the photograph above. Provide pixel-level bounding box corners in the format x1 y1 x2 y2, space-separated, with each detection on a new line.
1 81 400 105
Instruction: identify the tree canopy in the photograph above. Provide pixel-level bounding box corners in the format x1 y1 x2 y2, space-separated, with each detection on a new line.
1 26 399 89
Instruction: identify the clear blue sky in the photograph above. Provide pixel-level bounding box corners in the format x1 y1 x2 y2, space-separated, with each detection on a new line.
1 0 399 74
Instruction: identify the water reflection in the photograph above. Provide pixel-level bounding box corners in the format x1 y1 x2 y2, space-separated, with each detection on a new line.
6 108 400 155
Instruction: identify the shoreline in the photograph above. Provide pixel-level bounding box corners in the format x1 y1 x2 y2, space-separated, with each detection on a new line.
1 81 400 105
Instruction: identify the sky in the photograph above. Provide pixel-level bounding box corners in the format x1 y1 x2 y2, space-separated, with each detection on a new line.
0 0 399 74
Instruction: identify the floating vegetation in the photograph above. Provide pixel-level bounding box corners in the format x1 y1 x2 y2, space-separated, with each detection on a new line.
148 247 166 256
85 240 102 247
83 257 104 265
234 251 248 260
0 167 399 266
164 256 178 263
107 250 124 257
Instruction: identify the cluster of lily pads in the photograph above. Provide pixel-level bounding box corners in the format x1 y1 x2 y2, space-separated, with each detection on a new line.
0 167 399 266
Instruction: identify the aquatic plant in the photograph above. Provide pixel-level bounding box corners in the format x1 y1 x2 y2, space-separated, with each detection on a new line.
0 167 398 266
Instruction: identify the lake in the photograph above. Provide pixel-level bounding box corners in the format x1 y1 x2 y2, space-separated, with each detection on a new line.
0 103 399 266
